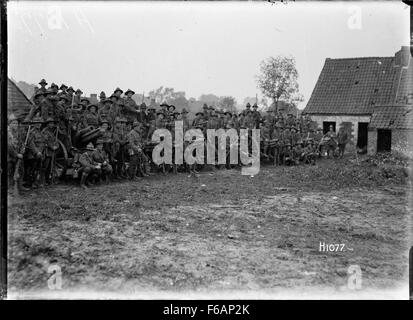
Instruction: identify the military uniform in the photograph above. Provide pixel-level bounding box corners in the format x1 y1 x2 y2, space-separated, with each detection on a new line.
127 123 145 179
92 140 113 182
41 121 59 184
26 120 46 187
79 144 100 188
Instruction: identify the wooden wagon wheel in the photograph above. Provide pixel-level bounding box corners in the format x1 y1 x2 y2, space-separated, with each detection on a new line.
53 139 69 179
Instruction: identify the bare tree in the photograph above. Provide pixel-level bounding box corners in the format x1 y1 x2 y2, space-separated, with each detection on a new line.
256 55 303 113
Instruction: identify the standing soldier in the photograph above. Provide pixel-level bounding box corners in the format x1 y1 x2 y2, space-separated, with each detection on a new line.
181 108 191 132
26 116 46 188
127 121 144 180
252 103 261 128
124 89 139 123
112 117 128 179
98 98 113 124
41 118 59 184
337 126 349 158
8 114 29 193
98 91 106 111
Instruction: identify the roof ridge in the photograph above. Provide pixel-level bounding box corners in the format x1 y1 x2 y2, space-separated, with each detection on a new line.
326 56 393 61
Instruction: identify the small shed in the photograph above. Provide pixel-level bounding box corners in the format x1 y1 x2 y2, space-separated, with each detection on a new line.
368 104 413 158
7 78 33 121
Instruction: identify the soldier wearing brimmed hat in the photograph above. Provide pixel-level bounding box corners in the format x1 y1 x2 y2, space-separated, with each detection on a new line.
123 89 139 123
38 79 48 93
78 142 100 189
74 89 83 106
92 139 113 183
82 104 100 129
8 114 29 193
25 116 46 188
98 98 113 124
180 108 191 132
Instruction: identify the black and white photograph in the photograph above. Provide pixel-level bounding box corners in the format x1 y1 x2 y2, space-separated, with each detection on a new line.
1 0 412 301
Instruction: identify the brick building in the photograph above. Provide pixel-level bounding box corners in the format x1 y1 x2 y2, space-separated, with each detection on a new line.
303 46 412 153
368 104 413 158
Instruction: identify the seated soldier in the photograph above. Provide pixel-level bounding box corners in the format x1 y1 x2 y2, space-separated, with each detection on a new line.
78 142 101 189
92 139 113 183
293 141 305 165
303 139 317 165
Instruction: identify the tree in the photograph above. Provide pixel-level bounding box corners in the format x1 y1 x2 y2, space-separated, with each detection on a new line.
256 55 303 113
218 96 236 112
148 86 187 104
198 94 220 107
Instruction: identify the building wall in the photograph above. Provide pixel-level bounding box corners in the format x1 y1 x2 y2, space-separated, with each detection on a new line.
367 129 377 155
368 129 413 158
309 114 371 150
392 129 413 158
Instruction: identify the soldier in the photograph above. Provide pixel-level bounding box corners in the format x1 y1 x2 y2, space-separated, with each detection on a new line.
127 121 145 180
99 119 114 162
92 139 113 183
38 79 48 94
337 126 349 158
50 83 59 95
83 104 100 129
181 108 191 132
112 117 128 179
74 89 83 106
123 89 139 123
293 141 304 165
98 91 106 111
261 120 272 159
66 86 75 104
147 105 156 123
79 143 100 189
98 98 113 124
41 118 59 184
192 112 204 129
8 114 29 193
323 125 337 158
26 116 46 188
252 103 261 129
244 102 251 114
155 111 166 129
303 139 317 165
58 84 68 98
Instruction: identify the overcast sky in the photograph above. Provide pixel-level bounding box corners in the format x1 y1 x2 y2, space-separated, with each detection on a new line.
7 1 410 108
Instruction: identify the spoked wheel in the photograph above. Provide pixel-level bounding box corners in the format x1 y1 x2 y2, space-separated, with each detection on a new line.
53 139 69 180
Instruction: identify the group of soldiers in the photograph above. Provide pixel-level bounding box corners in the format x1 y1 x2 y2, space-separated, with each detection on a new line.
8 78 348 194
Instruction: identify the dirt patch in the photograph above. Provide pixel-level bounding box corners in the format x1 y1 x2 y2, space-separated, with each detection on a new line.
7 157 411 297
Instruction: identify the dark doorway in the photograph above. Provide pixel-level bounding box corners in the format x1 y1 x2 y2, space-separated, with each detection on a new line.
377 129 392 153
323 121 336 134
357 122 369 149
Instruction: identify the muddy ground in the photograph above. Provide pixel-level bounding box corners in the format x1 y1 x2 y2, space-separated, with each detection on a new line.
7 156 412 298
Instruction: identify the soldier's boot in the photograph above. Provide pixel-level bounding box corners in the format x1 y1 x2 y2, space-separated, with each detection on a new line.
80 173 88 189
144 162 154 176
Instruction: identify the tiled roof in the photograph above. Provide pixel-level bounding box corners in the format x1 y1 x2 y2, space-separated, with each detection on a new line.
369 105 413 130
8 78 33 120
304 47 412 115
